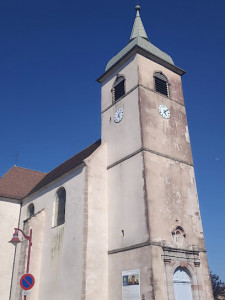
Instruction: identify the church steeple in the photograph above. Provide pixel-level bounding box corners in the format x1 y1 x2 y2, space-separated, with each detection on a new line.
130 5 149 41
98 4 185 80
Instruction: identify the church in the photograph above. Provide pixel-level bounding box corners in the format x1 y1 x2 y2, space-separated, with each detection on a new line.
0 5 214 300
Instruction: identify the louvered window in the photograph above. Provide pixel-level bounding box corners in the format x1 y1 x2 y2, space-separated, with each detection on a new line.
113 76 125 101
53 187 66 227
154 72 168 96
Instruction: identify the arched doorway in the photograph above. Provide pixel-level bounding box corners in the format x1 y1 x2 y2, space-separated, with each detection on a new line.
173 267 192 300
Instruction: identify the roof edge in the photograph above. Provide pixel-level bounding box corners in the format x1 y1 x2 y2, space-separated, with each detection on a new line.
0 165 46 180
97 45 185 83
25 139 101 198
0 196 22 203
25 162 87 200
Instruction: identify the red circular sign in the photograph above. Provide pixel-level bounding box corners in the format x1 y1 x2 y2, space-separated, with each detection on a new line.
20 273 35 290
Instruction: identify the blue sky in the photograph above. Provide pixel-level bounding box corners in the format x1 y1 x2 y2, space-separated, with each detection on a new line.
0 0 224 281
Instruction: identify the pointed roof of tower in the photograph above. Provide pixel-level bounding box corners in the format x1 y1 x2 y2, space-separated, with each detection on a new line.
130 5 149 41
97 5 185 82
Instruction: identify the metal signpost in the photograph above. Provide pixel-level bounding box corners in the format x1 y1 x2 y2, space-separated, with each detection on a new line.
9 228 34 299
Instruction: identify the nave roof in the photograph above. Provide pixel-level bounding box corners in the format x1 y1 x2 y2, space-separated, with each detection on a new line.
0 139 101 200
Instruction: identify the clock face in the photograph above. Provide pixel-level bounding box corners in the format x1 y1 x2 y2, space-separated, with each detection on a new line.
114 108 124 123
158 104 170 119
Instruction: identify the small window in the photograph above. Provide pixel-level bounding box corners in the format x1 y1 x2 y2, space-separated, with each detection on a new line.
172 226 186 245
27 203 34 219
174 229 183 245
113 76 125 101
154 72 169 96
53 187 66 227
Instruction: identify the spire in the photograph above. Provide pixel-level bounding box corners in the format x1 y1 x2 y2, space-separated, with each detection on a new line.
98 3 184 77
130 5 149 42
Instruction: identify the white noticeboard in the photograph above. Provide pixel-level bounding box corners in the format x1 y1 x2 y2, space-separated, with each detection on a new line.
22 290 30 296
122 269 140 300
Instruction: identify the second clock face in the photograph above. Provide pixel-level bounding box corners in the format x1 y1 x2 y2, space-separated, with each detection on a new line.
114 108 124 123
158 104 170 119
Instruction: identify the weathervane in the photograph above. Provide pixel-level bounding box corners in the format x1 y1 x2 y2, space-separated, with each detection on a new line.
14 151 19 165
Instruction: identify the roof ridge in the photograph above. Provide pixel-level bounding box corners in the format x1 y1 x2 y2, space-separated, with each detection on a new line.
55 139 101 166
0 166 46 181
12 165 47 174
26 139 101 198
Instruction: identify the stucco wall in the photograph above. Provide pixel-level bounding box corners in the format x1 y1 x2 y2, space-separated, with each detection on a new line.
199 252 214 300
12 210 45 300
108 246 155 300
26 210 45 300
138 55 193 165
0 198 20 300
101 55 142 167
137 54 184 105
102 87 142 166
10 166 86 300
108 153 149 251
101 55 138 112
84 143 108 299
144 149 204 248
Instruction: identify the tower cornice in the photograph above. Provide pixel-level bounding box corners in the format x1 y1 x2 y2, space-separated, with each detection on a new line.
97 42 185 83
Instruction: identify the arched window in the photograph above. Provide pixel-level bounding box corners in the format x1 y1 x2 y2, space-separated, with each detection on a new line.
27 203 34 219
154 72 169 97
113 76 125 101
53 187 66 227
173 268 192 300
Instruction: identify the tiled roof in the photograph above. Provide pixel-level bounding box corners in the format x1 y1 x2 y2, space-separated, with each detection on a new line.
0 166 46 200
28 139 101 197
0 140 101 200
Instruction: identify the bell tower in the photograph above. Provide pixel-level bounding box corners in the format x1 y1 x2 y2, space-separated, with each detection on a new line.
98 5 213 300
